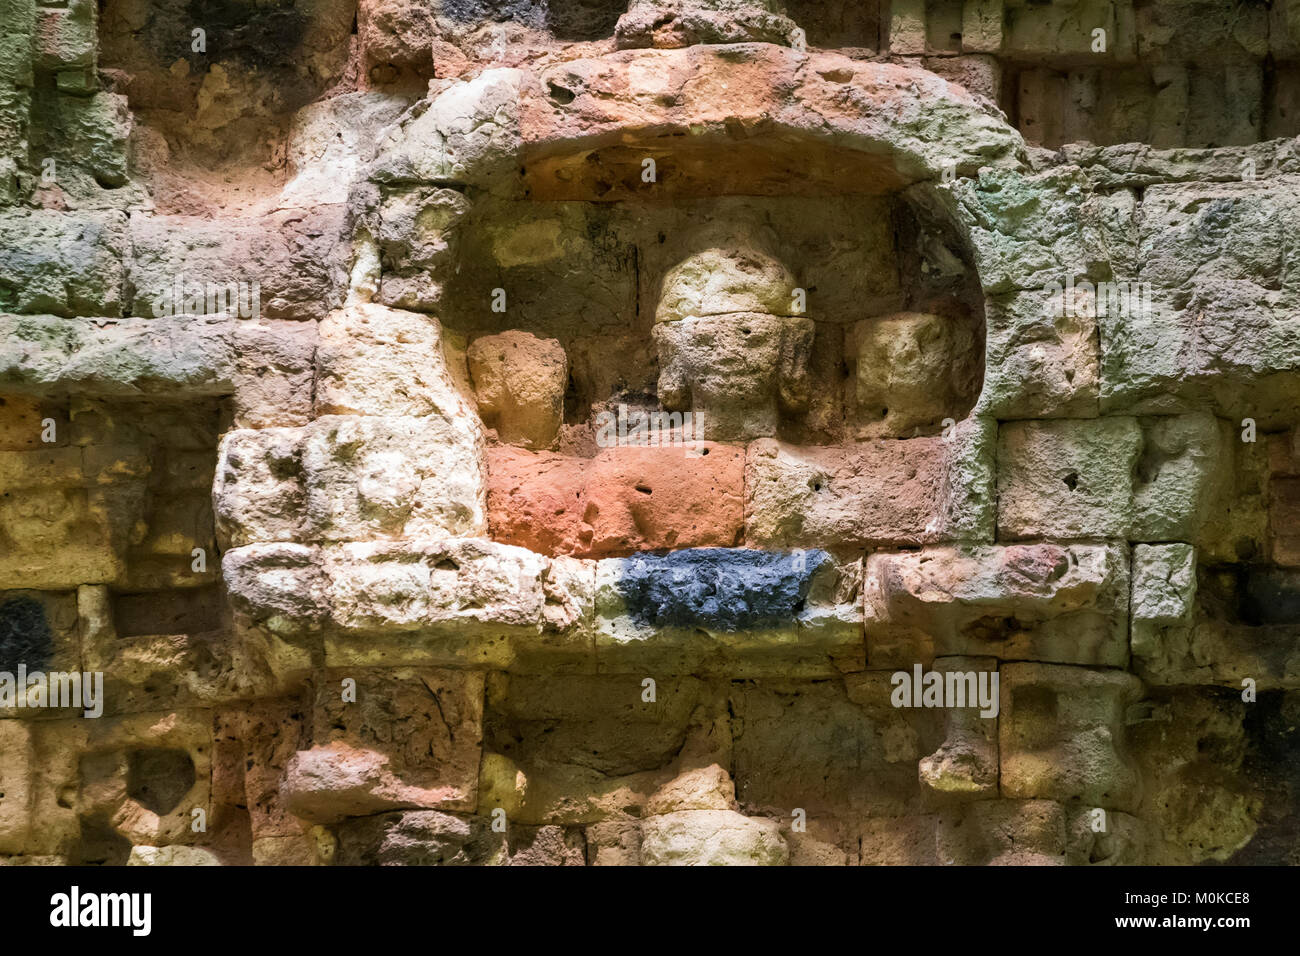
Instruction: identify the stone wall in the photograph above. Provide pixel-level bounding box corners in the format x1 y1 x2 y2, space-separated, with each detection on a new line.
0 0 1297 866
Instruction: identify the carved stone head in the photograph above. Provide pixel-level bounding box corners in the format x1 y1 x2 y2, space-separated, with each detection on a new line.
652 231 813 441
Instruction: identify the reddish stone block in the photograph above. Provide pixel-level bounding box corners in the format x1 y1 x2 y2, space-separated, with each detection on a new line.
1272 476 1300 567
1268 430 1300 477
487 443 745 557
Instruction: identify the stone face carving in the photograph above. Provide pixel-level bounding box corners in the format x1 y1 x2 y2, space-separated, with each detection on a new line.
653 235 813 441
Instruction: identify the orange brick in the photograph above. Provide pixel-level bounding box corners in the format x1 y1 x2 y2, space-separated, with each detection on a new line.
487 443 745 557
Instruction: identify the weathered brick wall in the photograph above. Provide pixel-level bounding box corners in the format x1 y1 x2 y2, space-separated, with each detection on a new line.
0 0 1297 866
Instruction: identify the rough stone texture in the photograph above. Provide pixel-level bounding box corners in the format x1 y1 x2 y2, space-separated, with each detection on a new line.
639 810 788 865
865 544 1130 667
978 290 1100 419
127 207 347 322
1130 542 1197 666
488 443 745 556
1101 180 1300 427
744 437 946 548
649 227 818 441
468 331 568 449
852 312 979 437
595 548 862 674
282 669 485 824
316 304 474 420
1000 663 1144 810
0 316 316 428
998 418 1142 539
215 413 487 547
919 656 1000 799
0 210 126 316
0 0 1297 869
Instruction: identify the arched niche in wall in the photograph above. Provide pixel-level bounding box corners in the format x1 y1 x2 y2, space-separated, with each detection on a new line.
369 49 1024 558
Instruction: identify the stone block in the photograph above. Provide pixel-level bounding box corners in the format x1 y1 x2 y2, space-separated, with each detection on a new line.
617 0 798 49
858 815 939 865
865 543 1130 666
281 92 409 207
961 0 1003 53
997 418 1142 539
127 845 223 866
1128 688 1262 864
50 91 132 188
638 810 788 865
316 304 472 420
0 589 79 679
230 320 317 428
979 290 1100 418
0 721 33 854
221 543 330 638
374 186 472 310
333 810 503 866
1273 476 1300 566
1000 662 1143 809
487 443 745 557
468 331 567 449
0 449 122 589
304 415 486 542
78 710 213 851
321 539 593 669
936 799 1068 866
127 206 346 321
370 68 525 190
733 676 941 819
851 312 979 437
1136 566 1300 688
284 672 483 824
954 167 1093 295
0 211 126 317
889 0 927 55
1132 413 1222 541
918 656 1000 800
595 548 862 674
212 699 308 842
214 428 306 548
587 820 642 866
744 436 945 548
33 0 96 72
1130 543 1197 660
478 673 731 824
1103 180 1300 425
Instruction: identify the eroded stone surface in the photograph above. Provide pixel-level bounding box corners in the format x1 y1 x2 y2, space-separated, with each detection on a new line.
488 443 745 557
865 543 1130 667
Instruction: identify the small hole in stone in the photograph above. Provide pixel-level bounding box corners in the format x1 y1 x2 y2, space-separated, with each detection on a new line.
127 748 196 816
1063 472 1079 491
547 82 576 105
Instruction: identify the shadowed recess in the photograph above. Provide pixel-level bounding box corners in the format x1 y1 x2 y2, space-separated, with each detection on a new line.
0 596 53 672
127 748 197 816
